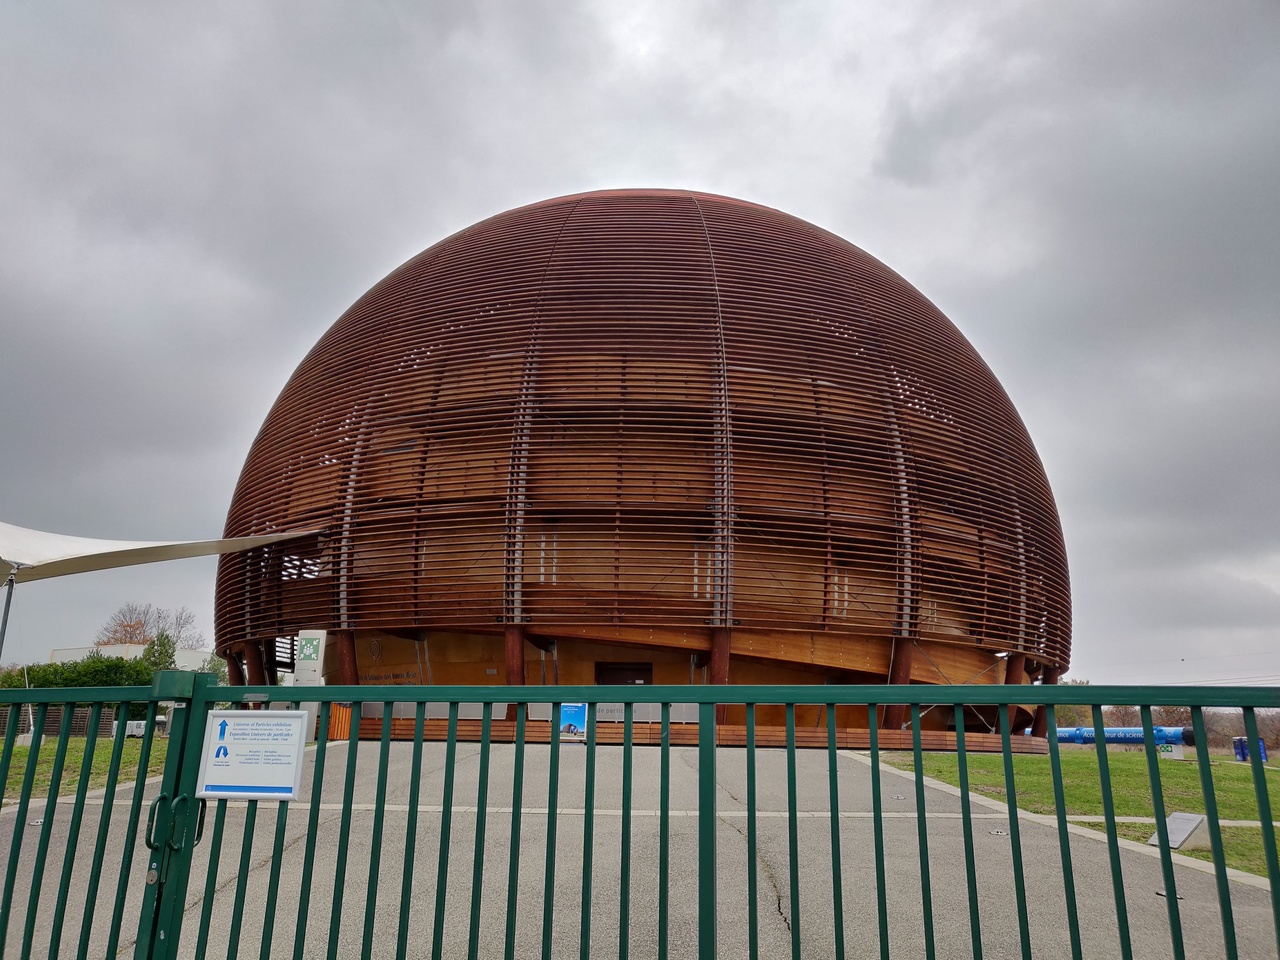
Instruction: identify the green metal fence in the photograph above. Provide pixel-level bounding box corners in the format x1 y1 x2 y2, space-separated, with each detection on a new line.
0 675 1277 959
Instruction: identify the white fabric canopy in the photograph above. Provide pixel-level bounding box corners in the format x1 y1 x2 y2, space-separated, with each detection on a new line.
0 520 322 583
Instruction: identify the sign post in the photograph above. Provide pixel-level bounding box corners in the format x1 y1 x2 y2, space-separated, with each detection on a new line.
196 710 308 801
294 629 325 741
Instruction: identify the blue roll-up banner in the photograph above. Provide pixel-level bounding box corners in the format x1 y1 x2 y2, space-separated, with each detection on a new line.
560 703 588 741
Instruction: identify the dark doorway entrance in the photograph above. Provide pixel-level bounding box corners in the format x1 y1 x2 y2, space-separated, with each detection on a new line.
594 662 653 685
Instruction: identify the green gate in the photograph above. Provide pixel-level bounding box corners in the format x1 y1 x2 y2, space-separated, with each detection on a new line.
1 673 1277 959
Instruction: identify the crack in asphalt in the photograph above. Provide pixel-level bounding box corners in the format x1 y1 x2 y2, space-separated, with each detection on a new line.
678 743 794 935
715 806 792 935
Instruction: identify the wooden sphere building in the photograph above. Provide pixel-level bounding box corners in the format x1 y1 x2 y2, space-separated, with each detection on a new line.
215 190 1070 726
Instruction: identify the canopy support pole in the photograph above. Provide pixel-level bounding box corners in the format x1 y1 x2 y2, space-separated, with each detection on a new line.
0 567 16 663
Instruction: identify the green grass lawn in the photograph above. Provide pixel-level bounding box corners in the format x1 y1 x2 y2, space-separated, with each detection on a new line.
1 735 168 801
883 748 1278 876
883 747 1276 819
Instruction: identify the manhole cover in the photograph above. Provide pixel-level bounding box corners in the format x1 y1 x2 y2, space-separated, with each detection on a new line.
890 795 907 801
989 829 1008 836
28 819 43 826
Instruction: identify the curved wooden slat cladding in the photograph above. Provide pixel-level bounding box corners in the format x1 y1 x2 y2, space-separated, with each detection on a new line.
215 189 1070 689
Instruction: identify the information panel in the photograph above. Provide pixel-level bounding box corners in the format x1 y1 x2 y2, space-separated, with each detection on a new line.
196 710 308 801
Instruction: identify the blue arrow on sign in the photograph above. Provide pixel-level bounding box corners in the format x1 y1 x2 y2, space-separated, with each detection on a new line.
218 720 229 740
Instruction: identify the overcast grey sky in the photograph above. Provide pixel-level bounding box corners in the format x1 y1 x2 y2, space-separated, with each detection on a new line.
2 2 1278 685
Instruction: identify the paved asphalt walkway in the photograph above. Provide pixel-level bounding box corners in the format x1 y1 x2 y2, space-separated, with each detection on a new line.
2 741 1277 959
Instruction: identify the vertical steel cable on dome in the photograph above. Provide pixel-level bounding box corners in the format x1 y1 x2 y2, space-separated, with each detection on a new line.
690 194 735 633
504 200 581 630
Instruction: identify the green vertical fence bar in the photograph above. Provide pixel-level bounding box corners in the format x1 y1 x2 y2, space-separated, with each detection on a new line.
294 701 332 960
77 701 132 960
260 702 302 960
619 702 633 960
192 800 228 960
541 702 562 960
868 705 888 960
22 704 75 958
825 705 845 960
910 704 936 960
580 704 598 960
398 703 427 960
104 700 158 959
503 702 527 960
433 702 461 960
785 703 801 960
1242 707 1280 951
328 699 365 960
259 801 292 960
226 800 259 960
953 704 982 960
997 704 1031 960
470 702 494 960
142 672 219 959
0 704 18 810
1044 705 1083 960
364 706 395 960
1 701 47 954
1189 707 1237 960
745 704 759 960
658 702 670 960
1091 703 1133 960
698 701 717 960
49 702 103 960
1140 705 1184 958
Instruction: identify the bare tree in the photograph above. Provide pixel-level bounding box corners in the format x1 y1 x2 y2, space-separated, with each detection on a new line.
154 606 207 650
1102 704 1140 727
1203 708 1246 749
1152 705 1192 727
1052 678 1092 729
96 602 157 646
96 603 207 650
1256 709 1280 747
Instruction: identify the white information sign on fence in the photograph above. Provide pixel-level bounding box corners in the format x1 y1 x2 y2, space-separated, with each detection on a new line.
196 710 308 801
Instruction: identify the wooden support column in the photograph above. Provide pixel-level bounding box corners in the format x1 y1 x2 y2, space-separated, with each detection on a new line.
243 642 268 687
334 629 360 686
504 625 526 722
505 624 526 687
882 636 916 730
225 651 246 687
709 627 731 685
1005 652 1027 735
1031 666 1060 739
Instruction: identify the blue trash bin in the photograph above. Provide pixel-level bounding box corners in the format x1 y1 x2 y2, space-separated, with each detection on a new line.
1233 737 1248 762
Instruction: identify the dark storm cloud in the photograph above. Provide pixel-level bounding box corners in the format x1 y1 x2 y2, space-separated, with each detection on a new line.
869 3 1280 681
1 1 1277 684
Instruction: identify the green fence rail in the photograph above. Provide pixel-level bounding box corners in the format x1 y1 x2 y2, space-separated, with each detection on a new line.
0 675 1276 959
